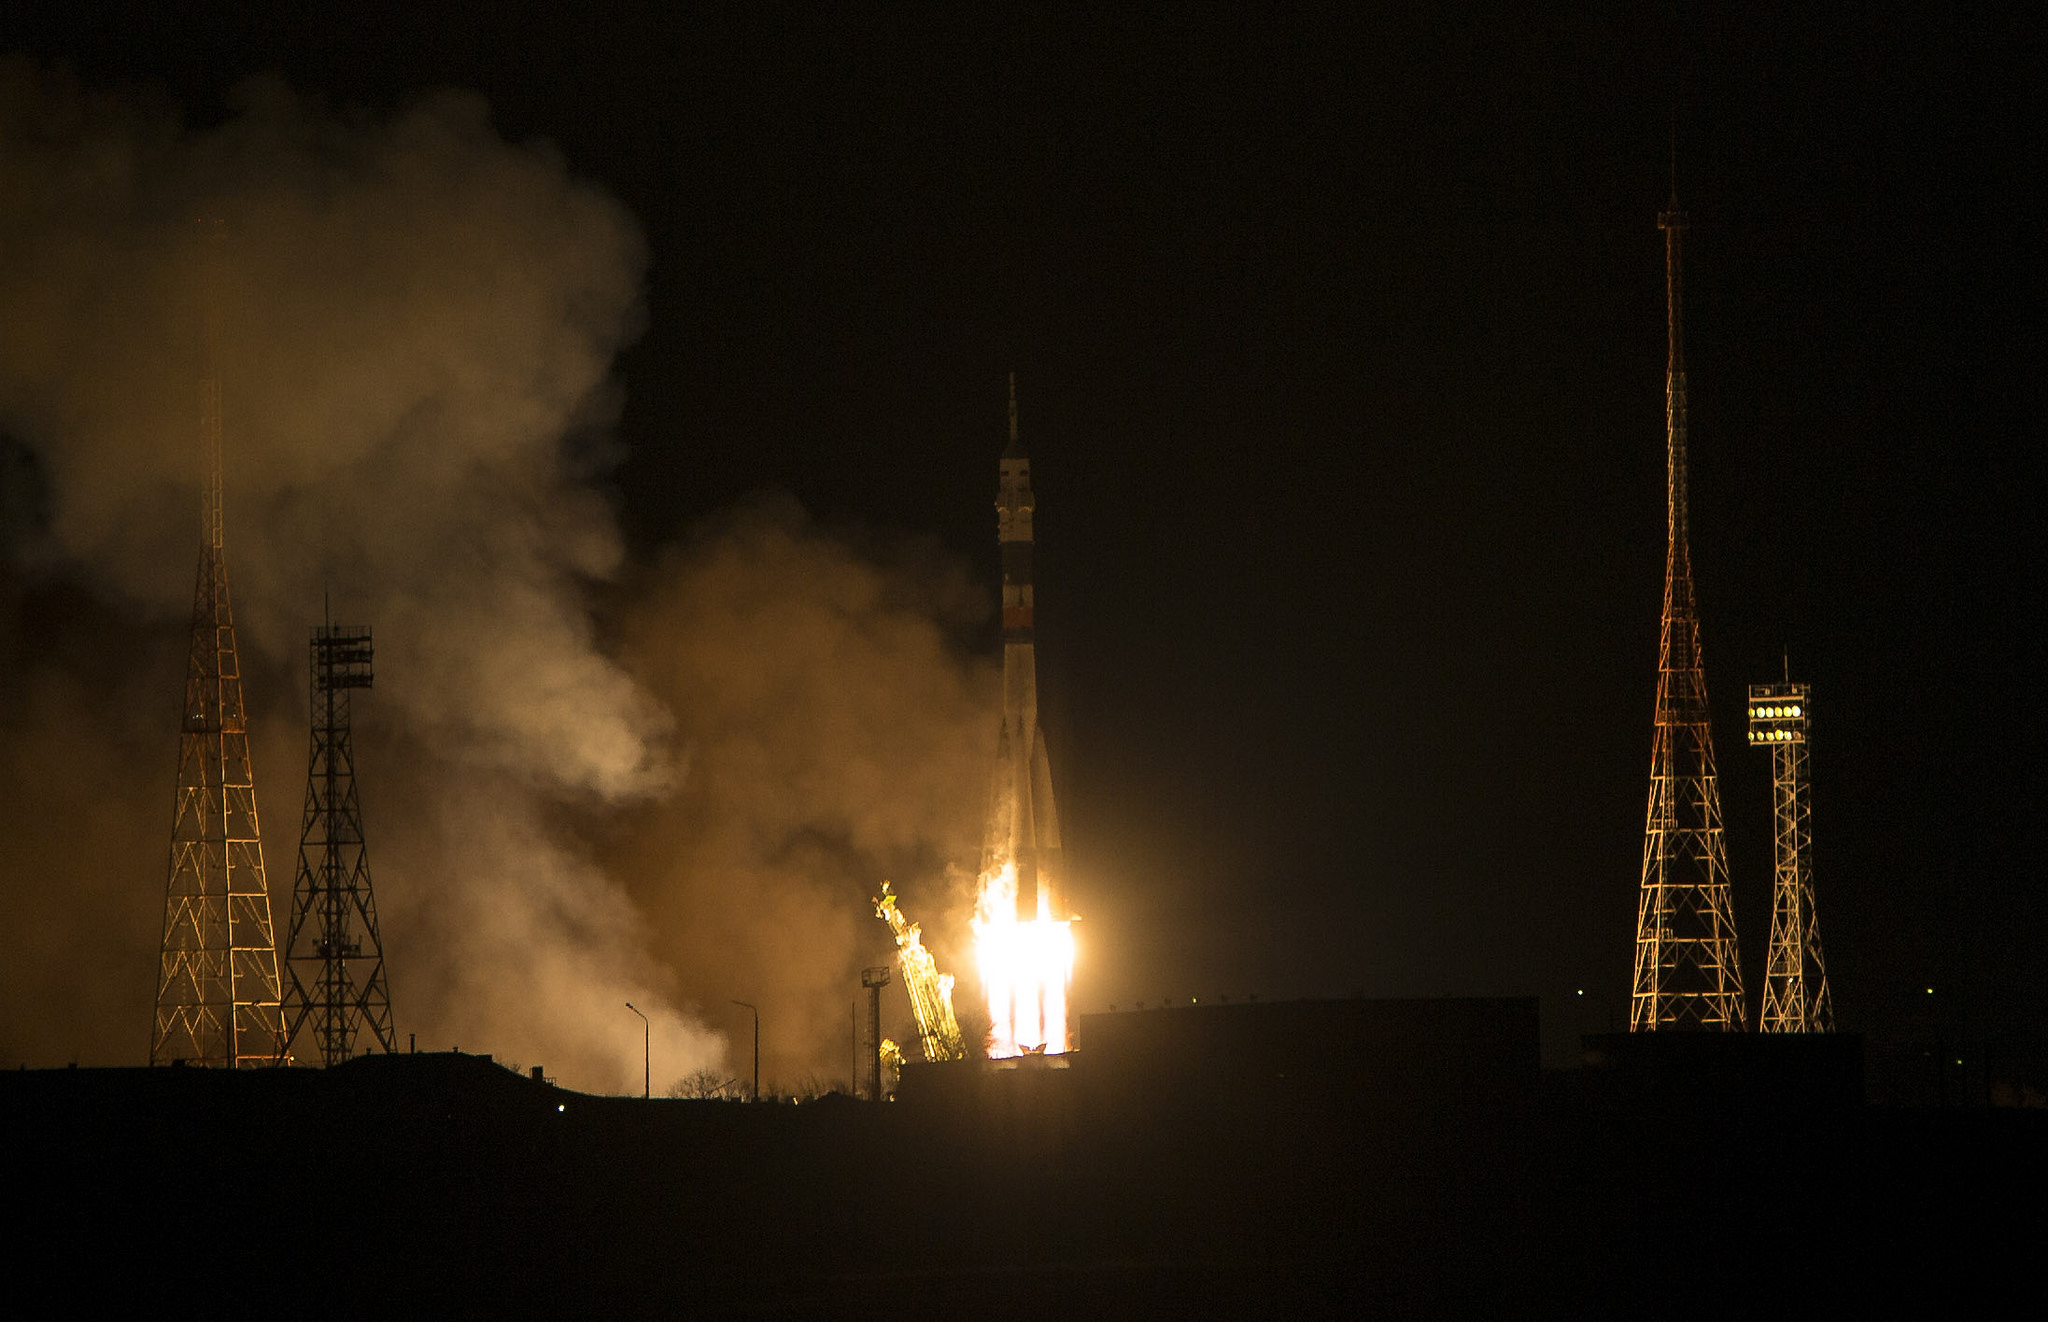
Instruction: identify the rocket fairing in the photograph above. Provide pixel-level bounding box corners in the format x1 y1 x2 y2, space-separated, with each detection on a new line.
983 373 1065 928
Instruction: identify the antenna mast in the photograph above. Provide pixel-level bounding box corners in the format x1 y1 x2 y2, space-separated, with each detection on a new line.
1629 196 1746 1031
152 221 288 1066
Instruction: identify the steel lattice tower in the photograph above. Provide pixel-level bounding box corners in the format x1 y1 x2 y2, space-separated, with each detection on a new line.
151 225 288 1067
281 623 395 1064
1748 679 1835 1032
1629 196 1746 1032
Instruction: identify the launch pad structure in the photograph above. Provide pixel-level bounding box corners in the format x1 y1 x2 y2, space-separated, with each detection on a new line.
1629 197 1746 1032
876 883 966 1062
1748 679 1835 1033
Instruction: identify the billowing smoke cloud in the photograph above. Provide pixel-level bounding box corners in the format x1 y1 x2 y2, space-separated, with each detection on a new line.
611 497 997 1089
0 63 1000 1093
0 61 703 1088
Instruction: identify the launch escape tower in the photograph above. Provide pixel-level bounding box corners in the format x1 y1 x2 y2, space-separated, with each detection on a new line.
1629 197 1746 1032
152 225 288 1067
1748 678 1835 1033
280 622 396 1064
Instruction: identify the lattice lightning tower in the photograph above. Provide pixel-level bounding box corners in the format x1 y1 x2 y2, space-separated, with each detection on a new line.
151 224 288 1067
281 622 396 1064
1748 679 1835 1032
1629 196 1746 1031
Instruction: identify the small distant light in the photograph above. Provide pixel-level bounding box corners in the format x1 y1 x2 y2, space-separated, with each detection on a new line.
557 1104 565 1113
1926 987 1934 995
1576 989 1585 996
1790 705 1801 717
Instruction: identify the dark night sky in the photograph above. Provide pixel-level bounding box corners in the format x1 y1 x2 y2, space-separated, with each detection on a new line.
5 5 2039 1063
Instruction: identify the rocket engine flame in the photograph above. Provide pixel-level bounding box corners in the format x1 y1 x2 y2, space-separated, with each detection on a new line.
972 859 1074 1057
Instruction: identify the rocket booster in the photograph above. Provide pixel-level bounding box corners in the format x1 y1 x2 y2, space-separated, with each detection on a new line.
984 374 1065 926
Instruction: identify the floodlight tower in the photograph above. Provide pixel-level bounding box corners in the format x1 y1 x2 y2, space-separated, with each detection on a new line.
1748 680 1835 1032
1629 196 1746 1031
281 622 396 1064
152 223 288 1067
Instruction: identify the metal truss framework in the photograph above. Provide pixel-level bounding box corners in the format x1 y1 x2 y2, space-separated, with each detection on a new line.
875 882 967 1063
1630 199 1746 1032
281 624 395 1065
152 226 287 1067
1748 681 1835 1033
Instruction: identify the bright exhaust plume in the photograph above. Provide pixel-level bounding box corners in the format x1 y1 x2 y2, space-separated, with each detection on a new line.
973 859 1073 1058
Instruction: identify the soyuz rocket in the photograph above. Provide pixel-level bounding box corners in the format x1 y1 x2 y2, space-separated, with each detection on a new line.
982 374 1066 928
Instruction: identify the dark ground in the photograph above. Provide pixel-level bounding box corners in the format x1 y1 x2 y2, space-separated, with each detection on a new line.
5 1008 2042 1318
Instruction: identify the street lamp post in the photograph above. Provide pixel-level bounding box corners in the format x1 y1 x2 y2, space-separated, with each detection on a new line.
624 1002 649 1099
730 1000 759 1102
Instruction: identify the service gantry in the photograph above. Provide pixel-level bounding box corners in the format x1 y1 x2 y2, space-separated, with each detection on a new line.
875 882 967 1062
1629 196 1747 1031
1747 678 1835 1032
151 224 288 1067
281 621 396 1064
